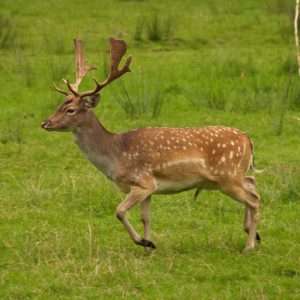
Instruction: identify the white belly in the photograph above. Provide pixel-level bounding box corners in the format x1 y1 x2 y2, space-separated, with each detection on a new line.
154 178 203 194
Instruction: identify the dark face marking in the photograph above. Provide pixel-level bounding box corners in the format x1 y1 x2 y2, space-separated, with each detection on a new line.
57 98 74 111
63 99 73 105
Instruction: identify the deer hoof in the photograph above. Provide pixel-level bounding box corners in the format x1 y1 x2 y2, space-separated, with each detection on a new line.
256 232 261 243
137 239 156 249
245 230 261 243
243 246 254 253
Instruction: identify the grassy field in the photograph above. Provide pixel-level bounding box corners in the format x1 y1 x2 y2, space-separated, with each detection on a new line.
0 0 300 299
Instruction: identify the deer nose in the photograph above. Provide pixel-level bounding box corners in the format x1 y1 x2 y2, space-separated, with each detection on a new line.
41 120 49 128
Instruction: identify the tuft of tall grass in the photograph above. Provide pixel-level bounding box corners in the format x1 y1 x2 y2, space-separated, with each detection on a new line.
271 75 300 134
185 77 230 111
278 18 293 46
43 31 67 55
281 54 298 75
279 171 300 204
15 51 35 87
185 53 262 112
45 56 72 83
133 17 145 41
110 72 165 118
145 14 174 42
0 13 18 49
0 116 23 145
268 0 294 20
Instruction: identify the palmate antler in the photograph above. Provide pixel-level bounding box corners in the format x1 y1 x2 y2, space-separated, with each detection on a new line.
54 37 132 97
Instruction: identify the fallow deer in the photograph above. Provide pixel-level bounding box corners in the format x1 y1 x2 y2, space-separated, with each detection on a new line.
41 37 261 252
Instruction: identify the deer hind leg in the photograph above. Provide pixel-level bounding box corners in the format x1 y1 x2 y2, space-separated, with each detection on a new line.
244 176 261 242
140 196 152 250
116 186 156 249
245 176 255 186
220 181 260 252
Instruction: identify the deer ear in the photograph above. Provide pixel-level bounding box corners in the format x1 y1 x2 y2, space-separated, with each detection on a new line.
84 93 100 108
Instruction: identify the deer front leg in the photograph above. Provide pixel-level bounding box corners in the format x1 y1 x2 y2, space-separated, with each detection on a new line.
116 187 156 249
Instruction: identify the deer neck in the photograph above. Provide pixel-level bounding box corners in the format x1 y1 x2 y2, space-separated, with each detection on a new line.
73 110 118 179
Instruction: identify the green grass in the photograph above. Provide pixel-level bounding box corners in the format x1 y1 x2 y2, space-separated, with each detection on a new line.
0 0 300 299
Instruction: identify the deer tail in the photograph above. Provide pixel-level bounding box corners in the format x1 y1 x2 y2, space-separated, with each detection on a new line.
249 139 264 174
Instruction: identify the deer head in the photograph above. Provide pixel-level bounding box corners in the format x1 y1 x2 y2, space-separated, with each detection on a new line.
41 37 132 131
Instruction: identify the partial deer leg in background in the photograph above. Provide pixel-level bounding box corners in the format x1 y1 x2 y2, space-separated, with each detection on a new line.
194 187 203 202
244 176 261 242
116 186 156 249
220 181 260 252
141 196 152 249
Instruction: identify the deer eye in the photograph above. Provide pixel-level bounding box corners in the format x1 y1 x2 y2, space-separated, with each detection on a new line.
66 108 76 114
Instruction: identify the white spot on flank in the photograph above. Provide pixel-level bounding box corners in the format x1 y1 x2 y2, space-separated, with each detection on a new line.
229 151 234 159
183 146 187 150
222 144 226 148
221 156 226 163
163 158 206 169
217 143 221 148
231 141 235 146
212 149 216 155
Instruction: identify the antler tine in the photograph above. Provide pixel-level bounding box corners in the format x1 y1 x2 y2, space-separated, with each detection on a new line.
63 78 79 96
80 37 132 98
53 82 69 95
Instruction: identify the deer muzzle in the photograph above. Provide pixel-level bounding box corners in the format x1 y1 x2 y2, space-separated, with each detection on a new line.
41 120 50 129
